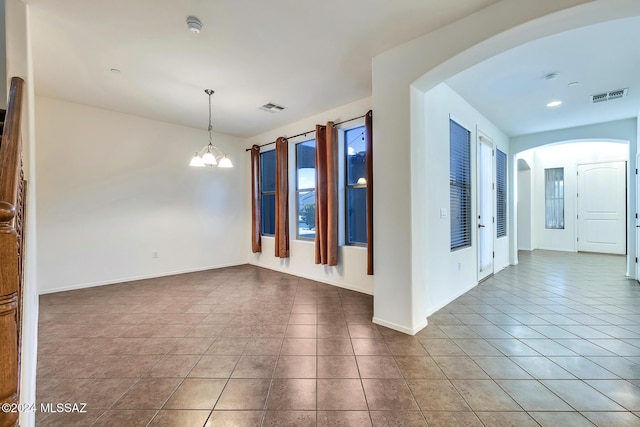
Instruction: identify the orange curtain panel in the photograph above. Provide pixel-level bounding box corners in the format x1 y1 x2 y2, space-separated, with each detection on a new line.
314 122 338 266
250 144 262 253
274 137 290 258
365 110 374 275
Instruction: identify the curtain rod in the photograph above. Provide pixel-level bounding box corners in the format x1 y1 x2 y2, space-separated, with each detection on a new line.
245 111 369 152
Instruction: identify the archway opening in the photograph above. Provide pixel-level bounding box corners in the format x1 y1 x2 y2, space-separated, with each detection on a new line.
515 140 630 276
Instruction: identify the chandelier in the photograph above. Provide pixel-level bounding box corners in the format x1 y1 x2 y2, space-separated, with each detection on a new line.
189 89 233 168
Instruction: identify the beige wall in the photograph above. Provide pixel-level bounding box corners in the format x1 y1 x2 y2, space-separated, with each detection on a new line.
36 96 248 293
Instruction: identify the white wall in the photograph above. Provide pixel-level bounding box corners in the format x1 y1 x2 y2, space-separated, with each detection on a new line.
517 156 533 250
415 83 509 320
5 0 37 425
523 141 628 252
36 97 247 293
370 0 634 334
245 97 373 295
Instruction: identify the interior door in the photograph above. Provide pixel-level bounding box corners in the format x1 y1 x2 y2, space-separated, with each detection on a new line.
577 161 626 254
477 135 494 281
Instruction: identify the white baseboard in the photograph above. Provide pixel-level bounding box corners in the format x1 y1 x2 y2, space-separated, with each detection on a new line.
38 262 246 295
372 317 429 336
425 280 479 318
247 261 374 296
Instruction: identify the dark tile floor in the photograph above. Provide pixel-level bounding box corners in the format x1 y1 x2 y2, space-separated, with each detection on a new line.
36 251 640 426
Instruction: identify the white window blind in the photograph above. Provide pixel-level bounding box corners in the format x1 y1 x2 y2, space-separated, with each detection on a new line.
260 150 276 235
344 125 368 245
496 149 507 238
450 119 471 250
545 167 564 229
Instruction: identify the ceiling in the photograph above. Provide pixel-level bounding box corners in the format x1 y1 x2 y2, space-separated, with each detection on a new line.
446 16 640 137
26 0 498 138
28 2 639 140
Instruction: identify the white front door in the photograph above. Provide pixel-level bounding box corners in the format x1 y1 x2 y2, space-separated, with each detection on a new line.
477 136 494 281
577 161 626 254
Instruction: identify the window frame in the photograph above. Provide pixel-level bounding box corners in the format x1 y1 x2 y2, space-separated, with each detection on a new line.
450 118 472 251
343 124 368 247
260 149 276 237
496 148 507 238
295 138 317 241
545 167 565 230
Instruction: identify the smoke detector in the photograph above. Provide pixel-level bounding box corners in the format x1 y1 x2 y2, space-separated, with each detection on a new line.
186 16 203 34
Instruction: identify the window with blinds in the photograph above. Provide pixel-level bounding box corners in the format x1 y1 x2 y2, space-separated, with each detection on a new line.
345 125 368 245
450 119 471 251
545 167 564 229
260 150 276 235
496 149 507 238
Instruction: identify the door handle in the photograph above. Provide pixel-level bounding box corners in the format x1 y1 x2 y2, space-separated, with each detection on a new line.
478 224 485 228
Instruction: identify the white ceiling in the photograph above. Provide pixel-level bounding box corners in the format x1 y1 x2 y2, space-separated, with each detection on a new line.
446 16 640 137
26 0 498 138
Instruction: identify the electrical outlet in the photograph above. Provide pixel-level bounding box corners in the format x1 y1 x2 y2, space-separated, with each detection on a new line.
153 251 158 259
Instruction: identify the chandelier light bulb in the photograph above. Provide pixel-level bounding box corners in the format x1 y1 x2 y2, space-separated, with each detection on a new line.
218 155 233 168
201 150 217 166
189 153 205 167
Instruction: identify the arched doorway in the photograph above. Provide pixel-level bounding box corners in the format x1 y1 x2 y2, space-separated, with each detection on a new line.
515 140 630 274
372 0 640 333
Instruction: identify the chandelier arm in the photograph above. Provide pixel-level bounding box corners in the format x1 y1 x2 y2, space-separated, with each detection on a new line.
211 144 225 157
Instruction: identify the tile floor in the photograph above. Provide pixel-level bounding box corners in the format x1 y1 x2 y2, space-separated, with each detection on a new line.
36 250 640 426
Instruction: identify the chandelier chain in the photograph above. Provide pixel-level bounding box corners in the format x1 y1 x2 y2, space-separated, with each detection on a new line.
208 91 213 144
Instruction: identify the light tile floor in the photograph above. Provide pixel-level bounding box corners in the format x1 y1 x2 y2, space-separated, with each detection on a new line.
36 251 640 426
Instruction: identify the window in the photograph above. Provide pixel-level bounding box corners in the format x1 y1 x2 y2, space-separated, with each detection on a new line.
260 150 276 235
450 119 471 250
545 167 564 229
496 149 507 238
345 125 367 245
296 139 316 239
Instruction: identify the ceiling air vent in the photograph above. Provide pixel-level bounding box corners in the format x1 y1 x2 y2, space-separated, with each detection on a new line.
590 88 628 104
259 102 286 113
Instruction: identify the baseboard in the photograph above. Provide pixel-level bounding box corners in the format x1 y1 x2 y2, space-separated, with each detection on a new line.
495 264 509 274
247 261 374 296
372 317 429 336
425 280 478 318
38 262 246 295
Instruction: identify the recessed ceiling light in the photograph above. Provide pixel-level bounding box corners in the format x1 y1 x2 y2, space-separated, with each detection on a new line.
544 72 560 80
109 68 121 74
568 81 579 87
546 100 562 108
